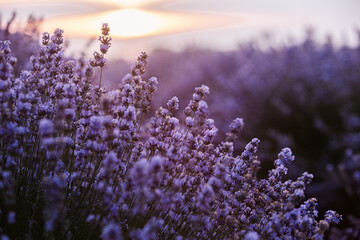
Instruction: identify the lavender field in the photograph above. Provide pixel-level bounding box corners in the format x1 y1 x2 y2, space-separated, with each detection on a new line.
1 10 360 240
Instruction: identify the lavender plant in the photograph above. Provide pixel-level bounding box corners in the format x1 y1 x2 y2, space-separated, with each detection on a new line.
138 32 360 224
0 24 341 239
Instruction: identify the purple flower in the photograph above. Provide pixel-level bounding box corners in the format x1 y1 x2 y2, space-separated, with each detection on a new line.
101 223 123 240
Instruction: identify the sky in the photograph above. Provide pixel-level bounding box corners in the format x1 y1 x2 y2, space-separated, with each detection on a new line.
1 0 360 60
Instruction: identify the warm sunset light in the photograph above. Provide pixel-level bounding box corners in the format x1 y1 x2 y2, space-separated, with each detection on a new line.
102 9 162 37
40 8 237 39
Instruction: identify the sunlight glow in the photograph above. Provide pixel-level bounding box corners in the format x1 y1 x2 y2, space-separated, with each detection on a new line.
41 4 238 39
102 9 162 37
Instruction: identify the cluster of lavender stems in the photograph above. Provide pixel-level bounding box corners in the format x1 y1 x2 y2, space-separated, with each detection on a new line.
0 24 342 239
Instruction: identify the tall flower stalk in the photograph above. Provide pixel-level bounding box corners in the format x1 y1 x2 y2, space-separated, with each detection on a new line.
90 23 111 89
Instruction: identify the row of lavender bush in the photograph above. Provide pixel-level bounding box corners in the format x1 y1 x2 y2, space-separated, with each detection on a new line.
131 31 360 229
0 22 343 239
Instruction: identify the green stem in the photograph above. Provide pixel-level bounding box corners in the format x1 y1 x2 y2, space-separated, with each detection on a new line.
99 67 103 88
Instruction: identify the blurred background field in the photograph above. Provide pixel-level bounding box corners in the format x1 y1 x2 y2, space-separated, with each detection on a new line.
1 0 360 237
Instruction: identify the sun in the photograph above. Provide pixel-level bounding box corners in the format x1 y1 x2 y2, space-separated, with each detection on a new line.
106 0 158 8
101 9 163 38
